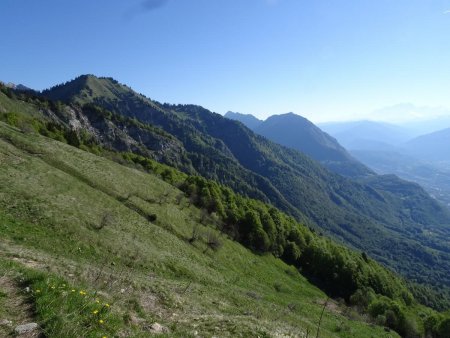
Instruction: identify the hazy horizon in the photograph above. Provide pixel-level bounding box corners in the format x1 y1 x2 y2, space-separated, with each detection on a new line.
226 103 450 126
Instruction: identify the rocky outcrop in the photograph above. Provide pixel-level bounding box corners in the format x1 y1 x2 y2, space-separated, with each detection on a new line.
14 322 38 335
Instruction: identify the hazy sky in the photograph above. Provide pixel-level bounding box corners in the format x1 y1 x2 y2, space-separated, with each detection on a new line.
2 0 450 123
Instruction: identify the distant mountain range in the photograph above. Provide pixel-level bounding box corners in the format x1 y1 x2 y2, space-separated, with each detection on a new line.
368 103 450 135
0 81 33 92
405 127 450 162
319 119 450 207
318 120 414 150
224 111 262 130
318 118 450 159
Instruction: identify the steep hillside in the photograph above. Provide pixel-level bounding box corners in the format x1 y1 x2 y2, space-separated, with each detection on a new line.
38 76 450 295
0 121 409 337
43 75 301 218
255 113 353 164
229 112 373 178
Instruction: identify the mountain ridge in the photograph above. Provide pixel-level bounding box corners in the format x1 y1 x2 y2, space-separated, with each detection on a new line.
37 75 450 294
319 120 413 151
405 127 450 162
224 111 262 129
226 111 374 178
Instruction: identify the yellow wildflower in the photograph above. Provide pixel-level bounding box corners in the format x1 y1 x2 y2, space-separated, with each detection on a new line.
99 319 104 324
93 310 99 314
104 303 110 308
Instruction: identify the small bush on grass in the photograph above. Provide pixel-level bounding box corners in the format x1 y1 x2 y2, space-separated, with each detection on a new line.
206 231 223 251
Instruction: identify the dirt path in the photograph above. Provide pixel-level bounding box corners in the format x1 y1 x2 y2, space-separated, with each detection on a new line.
0 275 41 337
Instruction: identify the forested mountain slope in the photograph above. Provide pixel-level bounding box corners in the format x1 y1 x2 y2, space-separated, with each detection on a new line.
226 111 373 178
1 121 411 337
0 114 449 337
1 81 450 335
38 76 450 296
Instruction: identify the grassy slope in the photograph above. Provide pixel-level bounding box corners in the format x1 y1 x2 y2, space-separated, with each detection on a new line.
0 122 397 337
42 76 450 292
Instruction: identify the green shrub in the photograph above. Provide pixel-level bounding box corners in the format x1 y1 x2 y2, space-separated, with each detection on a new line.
436 317 450 338
282 241 301 264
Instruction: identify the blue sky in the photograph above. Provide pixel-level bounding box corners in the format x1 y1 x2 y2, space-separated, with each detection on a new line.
1 0 450 122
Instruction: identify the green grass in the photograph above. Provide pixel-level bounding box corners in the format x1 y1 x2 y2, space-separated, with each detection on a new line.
0 259 120 338
40 75 450 300
0 122 399 337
